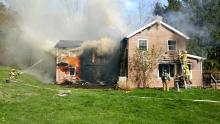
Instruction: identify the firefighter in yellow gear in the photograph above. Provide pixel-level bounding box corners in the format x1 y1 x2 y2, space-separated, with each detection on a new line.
184 65 192 85
180 50 192 88
180 50 188 65
9 68 19 80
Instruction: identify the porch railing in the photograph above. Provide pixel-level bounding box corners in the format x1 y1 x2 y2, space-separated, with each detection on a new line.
203 72 220 89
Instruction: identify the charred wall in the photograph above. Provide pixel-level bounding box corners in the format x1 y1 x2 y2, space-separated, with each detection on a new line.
80 48 120 85
119 38 128 77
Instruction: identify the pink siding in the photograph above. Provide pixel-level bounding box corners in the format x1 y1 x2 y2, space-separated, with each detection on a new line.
127 23 203 88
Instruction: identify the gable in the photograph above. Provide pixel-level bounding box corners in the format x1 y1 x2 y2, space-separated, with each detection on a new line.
126 20 190 40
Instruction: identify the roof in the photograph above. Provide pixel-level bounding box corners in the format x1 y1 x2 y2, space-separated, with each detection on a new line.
126 18 190 40
55 40 82 48
188 54 206 61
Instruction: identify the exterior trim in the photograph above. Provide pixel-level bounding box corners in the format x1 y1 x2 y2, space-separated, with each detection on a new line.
187 54 206 61
126 20 190 40
201 61 203 87
137 39 148 51
167 39 177 51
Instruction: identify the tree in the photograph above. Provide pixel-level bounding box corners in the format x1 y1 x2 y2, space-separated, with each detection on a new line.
185 0 220 71
153 2 165 16
167 0 182 11
128 46 164 88
0 3 12 64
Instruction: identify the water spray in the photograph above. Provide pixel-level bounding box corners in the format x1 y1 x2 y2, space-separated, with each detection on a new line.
21 59 44 74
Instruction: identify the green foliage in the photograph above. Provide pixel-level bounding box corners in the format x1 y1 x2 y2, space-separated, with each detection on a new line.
189 0 220 71
186 39 208 56
167 0 182 11
0 3 18 65
0 66 220 123
162 0 220 71
205 0 220 42
204 59 220 71
0 3 10 24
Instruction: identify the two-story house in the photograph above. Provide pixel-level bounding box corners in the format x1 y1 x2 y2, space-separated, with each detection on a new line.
55 40 118 86
119 17 205 88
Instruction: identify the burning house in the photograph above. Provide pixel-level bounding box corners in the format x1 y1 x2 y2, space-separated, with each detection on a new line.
55 39 119 86
55 17 206 89
55 40 81 84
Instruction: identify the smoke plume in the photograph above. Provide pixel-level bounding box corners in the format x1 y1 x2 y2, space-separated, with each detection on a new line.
1 0 130 82
82 37 117 56
164 8 210 43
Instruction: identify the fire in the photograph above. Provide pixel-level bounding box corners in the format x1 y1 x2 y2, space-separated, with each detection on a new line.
63 56 80 67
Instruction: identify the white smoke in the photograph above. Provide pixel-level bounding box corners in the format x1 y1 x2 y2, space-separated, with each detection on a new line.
82 37 117 56
1 0 131 82
164 8 210 43
8 0 129 43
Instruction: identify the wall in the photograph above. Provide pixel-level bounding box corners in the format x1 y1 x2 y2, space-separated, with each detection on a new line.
127 23 202 88
56 48 80 84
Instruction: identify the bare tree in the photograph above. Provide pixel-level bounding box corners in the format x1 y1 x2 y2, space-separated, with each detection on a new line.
137 0 157 27
128 45 164 88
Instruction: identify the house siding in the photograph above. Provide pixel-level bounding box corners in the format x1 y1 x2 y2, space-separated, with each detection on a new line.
127 23 203 88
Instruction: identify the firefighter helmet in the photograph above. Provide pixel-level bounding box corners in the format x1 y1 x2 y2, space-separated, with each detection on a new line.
183 50 187 54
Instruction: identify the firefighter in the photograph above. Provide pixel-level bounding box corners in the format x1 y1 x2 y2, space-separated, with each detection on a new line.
9 68 19 80
184 65 192 88
180 50 188 66
161 70 170 92
179 50 190 89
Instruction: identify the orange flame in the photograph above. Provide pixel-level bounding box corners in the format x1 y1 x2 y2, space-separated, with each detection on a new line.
63 56 80 67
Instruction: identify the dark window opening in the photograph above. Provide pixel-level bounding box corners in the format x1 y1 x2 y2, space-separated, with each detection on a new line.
70 67 75 76
159 64 175 77
168 40 176 51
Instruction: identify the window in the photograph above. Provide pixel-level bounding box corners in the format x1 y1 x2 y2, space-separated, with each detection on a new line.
168 40 176 51
138 39 147 50
69 67 75 76
158 64 175 78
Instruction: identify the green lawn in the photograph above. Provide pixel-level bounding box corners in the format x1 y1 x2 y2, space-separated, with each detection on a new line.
0 66 220 124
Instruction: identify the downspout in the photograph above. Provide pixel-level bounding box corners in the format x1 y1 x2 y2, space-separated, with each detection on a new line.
201 60 203 88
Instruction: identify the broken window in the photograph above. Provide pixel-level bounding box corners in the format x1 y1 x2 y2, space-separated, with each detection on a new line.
69 67 75 76
159 64 175 78
138 39 148 50
168 40 176 51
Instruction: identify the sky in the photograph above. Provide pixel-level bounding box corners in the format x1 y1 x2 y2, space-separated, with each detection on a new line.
123 0 168 9
1 0 168 13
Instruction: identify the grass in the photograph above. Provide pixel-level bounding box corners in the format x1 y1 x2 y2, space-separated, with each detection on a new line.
0 66 220 124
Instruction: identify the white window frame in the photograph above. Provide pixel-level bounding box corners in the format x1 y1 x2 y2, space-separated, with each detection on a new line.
157 63 176 79
138 39 148 50
167 40 177 51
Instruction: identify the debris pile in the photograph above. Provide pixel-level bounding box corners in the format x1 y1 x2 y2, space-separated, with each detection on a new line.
57 90 71 97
